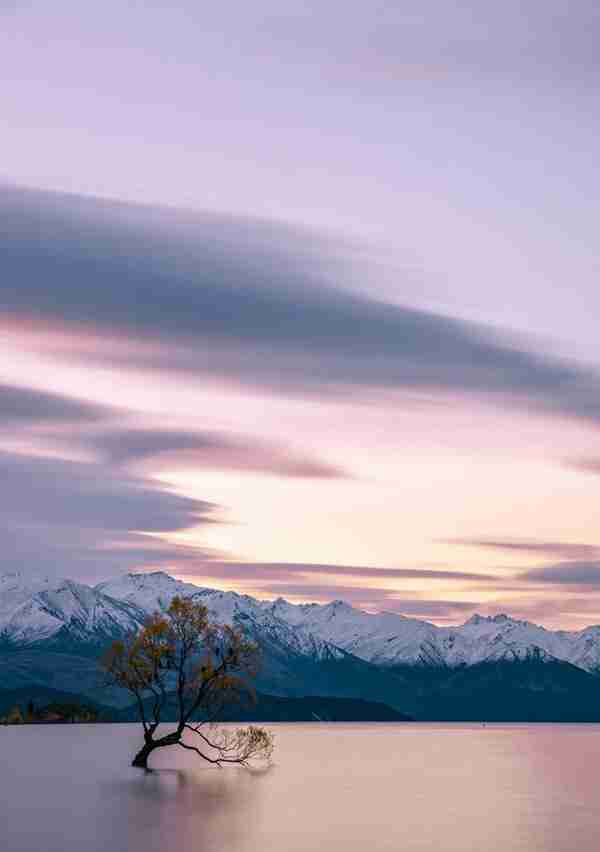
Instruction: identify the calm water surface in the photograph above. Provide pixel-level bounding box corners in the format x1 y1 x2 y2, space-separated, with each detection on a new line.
3 723 600 851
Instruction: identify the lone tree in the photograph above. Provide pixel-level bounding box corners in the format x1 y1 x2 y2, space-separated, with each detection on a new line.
101 596 273 769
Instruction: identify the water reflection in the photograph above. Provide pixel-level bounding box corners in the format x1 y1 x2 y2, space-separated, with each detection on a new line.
99 763 261 852
3 724 600 852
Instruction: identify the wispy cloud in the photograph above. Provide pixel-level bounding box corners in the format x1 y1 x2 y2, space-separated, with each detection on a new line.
173 560 497 584
0 451 218 581
0 382 109 426
5 185 600 427
0 379 348 479
73 427 348 479
518 561 600 588
563 458 600 477
170 562 492 622
470 594 600 628
444 537 600 561
232 579 478 620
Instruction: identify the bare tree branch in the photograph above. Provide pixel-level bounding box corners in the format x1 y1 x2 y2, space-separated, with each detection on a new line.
100 595 273 769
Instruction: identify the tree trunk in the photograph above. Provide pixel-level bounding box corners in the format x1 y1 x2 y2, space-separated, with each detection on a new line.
131 740 156 769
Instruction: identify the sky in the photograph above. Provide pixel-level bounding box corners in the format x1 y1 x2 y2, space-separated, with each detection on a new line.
2 1 600 628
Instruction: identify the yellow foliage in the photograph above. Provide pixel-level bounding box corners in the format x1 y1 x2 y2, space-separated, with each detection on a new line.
100 593 270 768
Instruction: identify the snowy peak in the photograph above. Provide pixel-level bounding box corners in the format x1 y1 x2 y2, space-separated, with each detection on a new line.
95 571 209 619
3 570 600 675
463 613 531 629
466 613 509 626
0 571 341 663
0 572 141 645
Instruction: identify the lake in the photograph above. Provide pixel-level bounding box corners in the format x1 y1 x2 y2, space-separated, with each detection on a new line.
3 723 600 851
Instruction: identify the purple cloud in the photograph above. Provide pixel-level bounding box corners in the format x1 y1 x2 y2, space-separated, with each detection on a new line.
173 560 497 584
564 458 600 477
444 537 600 560
0 451 218 581
0 383 109 426
519 561 600 587
74 427 348 479
5 185 600 426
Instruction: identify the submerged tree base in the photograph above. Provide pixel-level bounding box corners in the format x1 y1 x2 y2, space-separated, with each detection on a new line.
102 596 273 773
130 725 274 770
132 744 154 769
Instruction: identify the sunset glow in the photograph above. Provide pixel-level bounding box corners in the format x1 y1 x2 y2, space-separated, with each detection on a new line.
3 2 600 629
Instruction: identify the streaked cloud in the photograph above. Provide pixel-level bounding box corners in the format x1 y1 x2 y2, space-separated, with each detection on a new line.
234 579 478 619
519 561 600 588
73 427 348 479
5 185 600 428
234 581 477 618
0 379 348 480
0 451 214 532
1 0 599 627
470 595 600 628
173 561 497 584
564 458 600 477
0 382 109 425
0 450 218 580
376 599 479 620
444 537 600 561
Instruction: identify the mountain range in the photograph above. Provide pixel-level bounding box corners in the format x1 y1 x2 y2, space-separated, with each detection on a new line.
3 570 600 721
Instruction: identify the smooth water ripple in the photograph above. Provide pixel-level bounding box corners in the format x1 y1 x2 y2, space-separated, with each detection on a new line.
3 723 600 851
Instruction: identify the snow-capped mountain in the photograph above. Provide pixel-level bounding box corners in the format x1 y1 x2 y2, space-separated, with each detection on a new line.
97 573 344 661
95 572 210 615
0 572 140 646
3 570 600 674
262 596 600 673
0 571 342 662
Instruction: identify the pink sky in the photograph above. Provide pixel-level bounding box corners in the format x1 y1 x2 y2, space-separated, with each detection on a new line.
2 2 600 628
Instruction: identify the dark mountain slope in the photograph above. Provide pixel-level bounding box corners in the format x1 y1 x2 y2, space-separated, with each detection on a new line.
0 686 113 719
0 642 417 715
112 691 412 722
416 656 600 722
